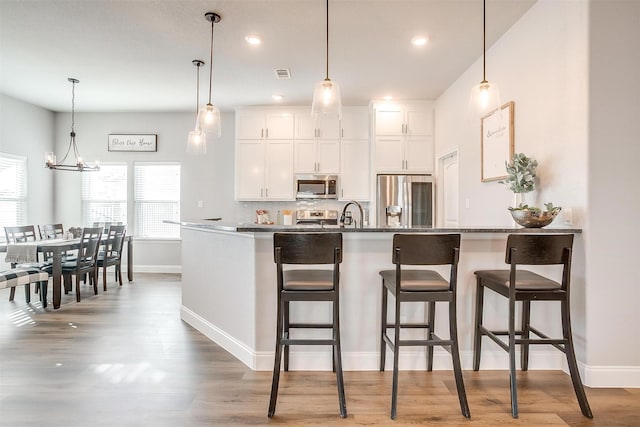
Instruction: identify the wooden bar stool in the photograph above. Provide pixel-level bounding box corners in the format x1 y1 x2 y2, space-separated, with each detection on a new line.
473 234 593 419
268 232 346 418
379 233 470 420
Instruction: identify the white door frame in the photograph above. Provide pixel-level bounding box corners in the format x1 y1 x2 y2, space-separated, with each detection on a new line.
436 147 459 228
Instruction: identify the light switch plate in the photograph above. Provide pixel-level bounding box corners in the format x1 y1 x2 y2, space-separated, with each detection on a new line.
197 200 204 208
563 208 573 225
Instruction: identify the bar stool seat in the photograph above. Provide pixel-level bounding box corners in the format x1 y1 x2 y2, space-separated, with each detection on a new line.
473 234 593 419
379 233 470 420
268 232 347 419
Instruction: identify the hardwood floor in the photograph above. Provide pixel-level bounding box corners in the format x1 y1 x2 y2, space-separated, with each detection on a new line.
0 274 638 426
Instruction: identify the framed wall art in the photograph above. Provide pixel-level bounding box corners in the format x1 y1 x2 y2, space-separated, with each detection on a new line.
108 134 157 152
480 101 514 182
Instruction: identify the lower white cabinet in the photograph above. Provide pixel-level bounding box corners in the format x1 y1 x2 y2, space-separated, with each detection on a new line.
340 139 369 201
235 140 294 200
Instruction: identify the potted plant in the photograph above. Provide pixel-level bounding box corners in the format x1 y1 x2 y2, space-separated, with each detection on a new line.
501 153 561 227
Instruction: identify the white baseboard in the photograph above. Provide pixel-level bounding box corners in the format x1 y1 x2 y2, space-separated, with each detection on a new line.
180 306 255 369
127 265 181 274
583 364 640 388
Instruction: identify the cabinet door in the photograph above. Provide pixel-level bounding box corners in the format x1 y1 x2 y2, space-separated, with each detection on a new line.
295 113 317 139
317 140 340 173
405 136 434 173
374 107 403 135
294 140 318 173
265 140 294 200
340 140 369 201
236 141 265 200
316 115 340 139
265 112 294 139
341 107 369 140
405 105 433 136
236 110 265 140
374 136 404 172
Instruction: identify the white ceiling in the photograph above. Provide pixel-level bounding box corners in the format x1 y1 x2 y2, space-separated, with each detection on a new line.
0 0 535 113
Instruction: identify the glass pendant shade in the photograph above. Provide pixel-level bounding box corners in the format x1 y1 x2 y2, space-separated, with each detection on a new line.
186 120 207 154
311 79 342 119
198 103 221 138
469 79 501 118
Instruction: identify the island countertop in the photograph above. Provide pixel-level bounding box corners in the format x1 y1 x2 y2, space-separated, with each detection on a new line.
171 219 582 234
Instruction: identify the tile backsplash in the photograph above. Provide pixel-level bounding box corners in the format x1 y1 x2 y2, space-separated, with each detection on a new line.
234 200 370 225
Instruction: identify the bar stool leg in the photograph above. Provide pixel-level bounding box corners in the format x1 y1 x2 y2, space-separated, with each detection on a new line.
561 299 593 418
521 300 531 371
284 301 290 371
390 295 401 420
427 301 436 371
449 298 471 418
333 296 347 418
508 296 519 418
473 280 485 371
380 280 388 371
268 298 285 418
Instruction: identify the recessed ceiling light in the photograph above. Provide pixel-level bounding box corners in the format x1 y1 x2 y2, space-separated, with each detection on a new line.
272 94 284 101
245 35 262 45
383 95 393 101
411 36 429 46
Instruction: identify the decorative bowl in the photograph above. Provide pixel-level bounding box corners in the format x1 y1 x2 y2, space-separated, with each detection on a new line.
509 208 560 228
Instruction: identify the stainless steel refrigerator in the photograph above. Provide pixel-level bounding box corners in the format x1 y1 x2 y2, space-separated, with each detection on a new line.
377 174 434 227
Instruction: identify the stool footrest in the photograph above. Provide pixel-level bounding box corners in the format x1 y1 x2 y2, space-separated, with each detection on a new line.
288 323 333 329
281 338 336 346
385 323 430 329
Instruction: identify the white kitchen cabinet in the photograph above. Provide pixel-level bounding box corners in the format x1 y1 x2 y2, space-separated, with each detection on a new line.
340 107 369 140
236 109 294 140
340 139 370 201
372 102 434 173
235 139 294 200
294 139 340 173
295 112 340 140
374 103 433 136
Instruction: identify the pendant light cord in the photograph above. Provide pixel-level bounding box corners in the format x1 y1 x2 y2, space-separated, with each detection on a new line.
71 80 76 134
196 63 201 118
207 18 215 104
325 0 329 80
482 0 486 82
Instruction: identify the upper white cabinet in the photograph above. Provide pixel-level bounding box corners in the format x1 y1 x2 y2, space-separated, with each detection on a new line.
294 108 340 174
340 107 369 140
236 109 294 140
340 139 369 201
374 103 433 136
295 111 340 140
235 139 294 200
372 102 434 173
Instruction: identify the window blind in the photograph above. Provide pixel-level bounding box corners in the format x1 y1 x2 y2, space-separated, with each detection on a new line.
134 163 180 238
81 163 127 227
0 153 27 239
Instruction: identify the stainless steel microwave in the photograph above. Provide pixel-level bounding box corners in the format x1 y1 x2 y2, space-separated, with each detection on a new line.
295 174 338 199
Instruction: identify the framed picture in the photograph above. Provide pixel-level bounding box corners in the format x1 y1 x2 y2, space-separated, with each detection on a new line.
108 134 157 152
480 101 514 182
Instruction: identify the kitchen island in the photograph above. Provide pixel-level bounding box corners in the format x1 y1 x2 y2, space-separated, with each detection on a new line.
179 221 585 372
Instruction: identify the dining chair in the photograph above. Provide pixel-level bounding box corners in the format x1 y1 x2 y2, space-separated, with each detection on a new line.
42 227 102 302
379 233 470 420
473 234 592 419
269 232 347 419
38 224 64 240
97 225 126 291
4 225 48 301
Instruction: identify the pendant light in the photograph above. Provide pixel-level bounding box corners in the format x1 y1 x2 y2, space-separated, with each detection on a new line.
197 12 222 138
469 0 501 117
187 59 206 154
311 0 342 119
45 78 99 172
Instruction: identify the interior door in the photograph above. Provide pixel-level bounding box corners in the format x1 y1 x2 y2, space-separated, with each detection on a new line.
441 150 459 227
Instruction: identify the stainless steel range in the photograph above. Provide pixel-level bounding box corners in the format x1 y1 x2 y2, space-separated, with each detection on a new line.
295 209 339 225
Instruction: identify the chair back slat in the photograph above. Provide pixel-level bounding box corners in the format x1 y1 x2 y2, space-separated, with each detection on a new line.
392 234 460 266
76 227 102 270
506 234 573 265
274 233 342 265
4 225 38 243
105 225 126 258
39 224 64 240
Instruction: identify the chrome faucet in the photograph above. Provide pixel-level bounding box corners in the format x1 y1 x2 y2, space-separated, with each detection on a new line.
339 200 365 229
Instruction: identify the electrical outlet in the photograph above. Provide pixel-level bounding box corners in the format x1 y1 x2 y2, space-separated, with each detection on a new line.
197 200 204 208
563 208 573 225
465 198 470 209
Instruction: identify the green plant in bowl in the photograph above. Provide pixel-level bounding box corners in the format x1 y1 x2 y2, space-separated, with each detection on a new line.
509 203 562 228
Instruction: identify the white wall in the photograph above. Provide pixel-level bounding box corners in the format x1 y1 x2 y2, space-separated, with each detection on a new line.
0 93 55 227
585 0 640 385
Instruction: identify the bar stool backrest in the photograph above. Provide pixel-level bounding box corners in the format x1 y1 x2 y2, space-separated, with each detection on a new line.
273 233 342 265
392 234 460 266
506 234 573 265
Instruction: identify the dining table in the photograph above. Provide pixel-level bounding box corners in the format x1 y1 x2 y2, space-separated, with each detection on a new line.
1 236 133 309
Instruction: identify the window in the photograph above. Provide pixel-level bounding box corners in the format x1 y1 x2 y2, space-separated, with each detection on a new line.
0 153 27 240
134 163 180 238
82 163 127 227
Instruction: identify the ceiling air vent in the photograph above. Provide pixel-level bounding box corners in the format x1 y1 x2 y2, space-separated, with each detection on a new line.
274 68 291 79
